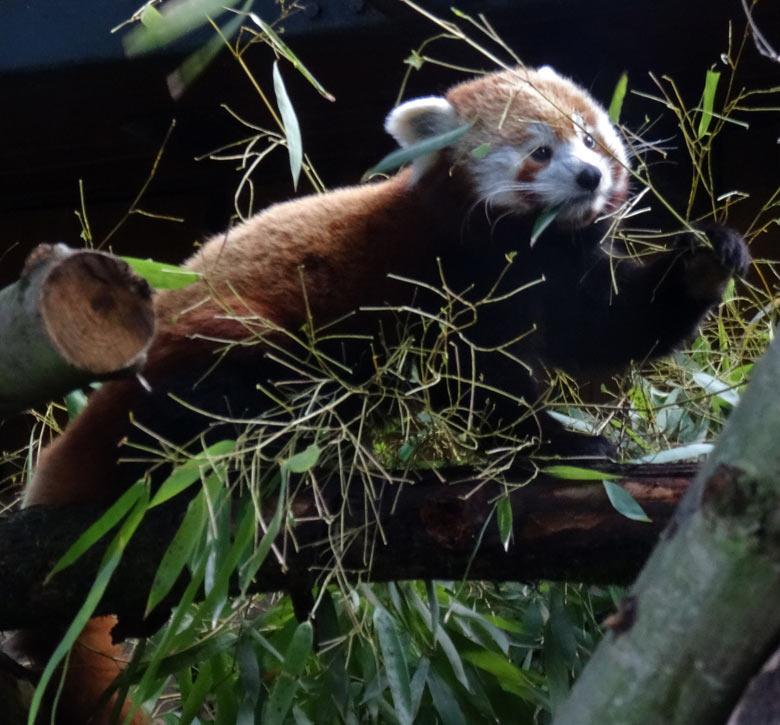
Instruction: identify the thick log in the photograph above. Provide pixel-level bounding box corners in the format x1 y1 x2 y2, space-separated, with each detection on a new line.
0 462 694 635
0 244 154 418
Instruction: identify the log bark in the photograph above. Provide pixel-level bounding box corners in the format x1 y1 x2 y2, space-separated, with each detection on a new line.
0 244 154 418
0 462 693 635
554 330 780 725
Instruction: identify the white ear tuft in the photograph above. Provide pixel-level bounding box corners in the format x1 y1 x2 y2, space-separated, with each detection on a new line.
536 65 562 80
384 96 460 148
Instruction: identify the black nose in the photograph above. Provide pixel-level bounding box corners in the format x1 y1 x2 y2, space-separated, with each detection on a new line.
576 165 602 191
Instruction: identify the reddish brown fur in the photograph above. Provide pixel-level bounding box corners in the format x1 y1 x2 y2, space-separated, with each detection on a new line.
21 66 631 723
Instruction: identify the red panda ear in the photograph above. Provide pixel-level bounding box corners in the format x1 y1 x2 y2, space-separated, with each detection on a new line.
536 65 563 81
384 96 460 148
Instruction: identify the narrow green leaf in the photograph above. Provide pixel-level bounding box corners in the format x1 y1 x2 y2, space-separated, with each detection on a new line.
471 142 491 158
542 465 616 481
410 657 430 721
462 649 529 683
47 480 146 580
427 670 467 725
124 0 241 55
236 637 262 725
65 389 89 420
530 205 561 247
238 444 316 593
149 440 235 508
425 580 439 642
121 256 201 290
29 492 148 725
178 660 214 725
603 480 652 522
496 496 513 552
272 61 303 190
697 69 721 138
263 622 314 724
366 121 475 178
248 15 334 101
202 500 256 621
282 443 321 475
166 3 248 99
608 73 628 123
145 491 208 615
374 606 414 725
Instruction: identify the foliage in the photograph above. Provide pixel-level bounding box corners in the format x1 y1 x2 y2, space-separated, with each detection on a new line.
4 1 780 723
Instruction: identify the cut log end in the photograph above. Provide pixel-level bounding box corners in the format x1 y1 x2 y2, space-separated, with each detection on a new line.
40 252 155 374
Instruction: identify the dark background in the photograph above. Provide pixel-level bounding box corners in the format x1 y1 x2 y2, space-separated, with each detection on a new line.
1 0 778 482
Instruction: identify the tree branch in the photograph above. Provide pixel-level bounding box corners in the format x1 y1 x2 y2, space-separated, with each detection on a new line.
0 244 154 418
0 462 693 635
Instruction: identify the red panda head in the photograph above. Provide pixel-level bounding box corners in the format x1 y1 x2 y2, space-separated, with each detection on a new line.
385 65 629 229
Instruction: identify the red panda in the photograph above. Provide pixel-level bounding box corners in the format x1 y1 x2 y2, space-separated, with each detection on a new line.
18 65 748 723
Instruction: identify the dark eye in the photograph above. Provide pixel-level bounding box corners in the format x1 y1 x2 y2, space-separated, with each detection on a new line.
583 134 596 149
531 146 552 162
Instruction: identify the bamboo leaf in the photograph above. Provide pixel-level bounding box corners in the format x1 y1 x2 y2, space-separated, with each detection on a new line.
496 495 513 551
603 480 652 522
366 121 474 178
282 443 322 474
149 440 235 508
608 73 629 123
167 3 248 99
542 465 616 481
697 69 721 138
124 0 241 55
263 622 314 724
145 490 208 616
47 480 146 580
530 205 562 247
272 61 303 189
374 606 414 725
248 15 335 101
122 256 201 290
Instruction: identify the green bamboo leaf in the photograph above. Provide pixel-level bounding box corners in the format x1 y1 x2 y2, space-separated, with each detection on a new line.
167 2 249 99
263 622 314 724
145 490 208 616
530 205 561 247
179 660 214 725
202 500 256 621
425 580 439 641
462 649 529 683
697 69 721 138
603 480 652 522
496 495 513 552
236 637 262 725
542 465 616 481
273 61 303 190
239 445 317 592
29 491 148 725
64 389 89 420
472 142 491 158
410 657 430 721
248 15 335 101
374 606 414 725
124 0 241 55
427 670 467 725
608 73 628 123
121 256 201 290
47 480 146 580
282 443 322 474
149 440 235 507
366 121 475 178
